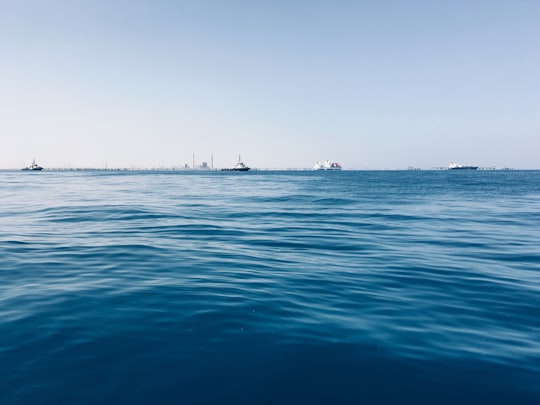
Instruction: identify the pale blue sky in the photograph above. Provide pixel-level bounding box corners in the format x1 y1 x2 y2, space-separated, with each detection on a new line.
1 0 539 169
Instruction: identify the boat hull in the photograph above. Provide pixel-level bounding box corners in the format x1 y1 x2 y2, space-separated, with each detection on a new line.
449 166 478 170
221 167 250 171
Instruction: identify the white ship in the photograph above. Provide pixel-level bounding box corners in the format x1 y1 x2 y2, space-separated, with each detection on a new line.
313 160 342 170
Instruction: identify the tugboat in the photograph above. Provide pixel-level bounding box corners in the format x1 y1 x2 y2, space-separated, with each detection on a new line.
222 155 250 171
22 159 43 171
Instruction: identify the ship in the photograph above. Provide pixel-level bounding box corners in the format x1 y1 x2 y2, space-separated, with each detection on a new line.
22 159 43 171
313 160 342 170
448 162 478 170
221 155 250 171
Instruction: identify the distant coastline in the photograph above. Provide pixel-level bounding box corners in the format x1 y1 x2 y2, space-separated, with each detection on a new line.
2 166 523 171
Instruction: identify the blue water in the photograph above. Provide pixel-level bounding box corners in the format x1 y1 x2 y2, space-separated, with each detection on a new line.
1 170 539 403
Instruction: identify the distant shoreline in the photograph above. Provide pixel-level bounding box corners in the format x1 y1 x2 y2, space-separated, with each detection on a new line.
0 167 526 172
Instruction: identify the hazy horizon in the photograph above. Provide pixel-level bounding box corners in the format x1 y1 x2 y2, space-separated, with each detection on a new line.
2 1 539 170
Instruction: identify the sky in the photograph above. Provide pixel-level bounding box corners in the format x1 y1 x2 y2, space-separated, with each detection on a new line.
1 0 539 169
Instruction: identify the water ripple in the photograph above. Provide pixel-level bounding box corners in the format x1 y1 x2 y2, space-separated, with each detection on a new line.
1 170 539 402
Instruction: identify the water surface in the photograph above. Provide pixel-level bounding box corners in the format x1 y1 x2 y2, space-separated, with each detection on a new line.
1 170 539 403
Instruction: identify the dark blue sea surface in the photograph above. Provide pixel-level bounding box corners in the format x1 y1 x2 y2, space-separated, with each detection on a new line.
1 170 539 403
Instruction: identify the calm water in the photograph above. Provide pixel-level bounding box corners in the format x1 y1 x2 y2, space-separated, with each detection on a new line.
1 170 539 403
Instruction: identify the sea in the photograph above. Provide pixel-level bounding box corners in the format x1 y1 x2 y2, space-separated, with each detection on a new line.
1 169 539 404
